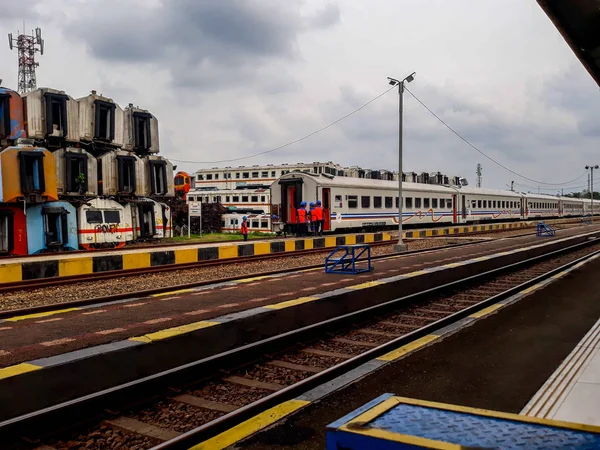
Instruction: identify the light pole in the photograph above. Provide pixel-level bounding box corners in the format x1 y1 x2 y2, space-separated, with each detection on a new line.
388 72 415 252
585 165 599 222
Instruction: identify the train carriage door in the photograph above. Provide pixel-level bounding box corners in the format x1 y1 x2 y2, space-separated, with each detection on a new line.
452 194 457 223
137 202 156 238
0 211 13 253
323 188 331 231
461 195 467 221
42 206 69 250
278 178 303 224
521 198 526 218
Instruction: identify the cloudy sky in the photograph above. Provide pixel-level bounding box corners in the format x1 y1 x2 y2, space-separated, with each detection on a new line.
1 0 599 192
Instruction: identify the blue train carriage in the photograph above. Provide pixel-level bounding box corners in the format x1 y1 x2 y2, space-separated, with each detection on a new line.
0 86 27 144
26 201 78 254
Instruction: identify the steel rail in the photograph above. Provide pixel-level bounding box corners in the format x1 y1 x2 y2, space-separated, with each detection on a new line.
1 237 597 447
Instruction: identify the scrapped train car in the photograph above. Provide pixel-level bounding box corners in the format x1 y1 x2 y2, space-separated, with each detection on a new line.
26 201 78 254
54 147 98 197
0 206 27 256
142 155 174 198
77 91 124 149
78 198 133 249
128 198 172 240
174 171 192 200
0 87 26 144
0 143 58 204
123 104 160 155
221 212 272 233
23 88 79 146
97 150 145 197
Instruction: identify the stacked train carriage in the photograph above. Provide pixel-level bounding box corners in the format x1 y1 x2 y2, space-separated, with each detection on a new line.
270 172 597 234
0 85 174 256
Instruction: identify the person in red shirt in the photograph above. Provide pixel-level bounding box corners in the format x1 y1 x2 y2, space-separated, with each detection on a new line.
315 200 324 236
309 202 318 235
297 202 307 237
241 216 249 241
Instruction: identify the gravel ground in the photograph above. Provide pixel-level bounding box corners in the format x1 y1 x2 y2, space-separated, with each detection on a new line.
280 352 345 367
0 238 474 312
48 424 159 450
192 381 270 407
242 364 312 386
129 400 224 433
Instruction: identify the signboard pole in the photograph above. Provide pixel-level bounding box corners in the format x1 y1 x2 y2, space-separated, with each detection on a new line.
188 211 191 239
188 202 202 239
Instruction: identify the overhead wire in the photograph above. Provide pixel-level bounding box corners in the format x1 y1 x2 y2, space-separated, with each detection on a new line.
403 87 586 186
169 84 398 164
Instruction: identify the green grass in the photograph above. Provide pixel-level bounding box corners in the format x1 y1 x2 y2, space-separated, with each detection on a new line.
165 232 276 244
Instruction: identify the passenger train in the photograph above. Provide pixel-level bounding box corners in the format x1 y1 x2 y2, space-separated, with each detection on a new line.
270 172 596 234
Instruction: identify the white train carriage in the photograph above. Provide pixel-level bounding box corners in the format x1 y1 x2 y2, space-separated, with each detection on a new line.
523 193 561 220
77 198 134 249
271 172 458 233
560 197 586 217
459 187 524 222
221 212 272 233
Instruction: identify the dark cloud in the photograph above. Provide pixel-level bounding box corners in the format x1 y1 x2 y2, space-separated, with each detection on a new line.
1 0 41 22
68 0 340 90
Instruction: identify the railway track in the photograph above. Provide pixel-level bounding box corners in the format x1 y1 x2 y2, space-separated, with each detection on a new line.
3 237 599 450
0 222 582 298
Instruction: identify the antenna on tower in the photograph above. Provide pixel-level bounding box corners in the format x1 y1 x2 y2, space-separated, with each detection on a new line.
476 163 482 188
8 26 44 94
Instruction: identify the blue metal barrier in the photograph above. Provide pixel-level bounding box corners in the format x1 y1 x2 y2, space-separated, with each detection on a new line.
536 221 555 237
325 244 373 274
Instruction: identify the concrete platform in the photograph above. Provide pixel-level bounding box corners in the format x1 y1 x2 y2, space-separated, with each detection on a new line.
0 227 598 423
522 318 600 426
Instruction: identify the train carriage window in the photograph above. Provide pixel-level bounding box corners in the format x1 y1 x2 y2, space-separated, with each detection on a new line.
117 156 136 194
149 160 168 195
502 201 505 208
432 199 438 208
132 111 151 149
0 212 12 253
439 198 444 208
261 196 266 202
271 171 276 177
44 93 69 137
252 172 259 178
261 171 268 178
361 196 370 208
19 151 46 194
261 220 269 228
446 199 452 208
348 195 358 208
215 174 219 180
188 196 195 201
492 201 496 208
206 174 212 180
415 198 422 208
236 173 240 179
85 210 103 223
472 200 477 208
252 220 259 228
483 200 487 208
243 172 249 179
65 152 88 194
226 196 230 202
395 197 399 208
374 196 382 208
242 196 249 202
406 198 413 208
385 197 393 208
104 210 120 224
232 196 239 202
424 198 430 208
215 196 221 203
251 196 258 202
0 95 10 139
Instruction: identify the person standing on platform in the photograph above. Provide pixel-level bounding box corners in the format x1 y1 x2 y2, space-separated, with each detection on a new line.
315 200 324 236
297 201 308 237
241 216 249 241
309 202 317 235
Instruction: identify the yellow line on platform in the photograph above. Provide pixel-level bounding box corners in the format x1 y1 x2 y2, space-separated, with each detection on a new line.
0 363 42 380
190 399 309 450
4 307 81 322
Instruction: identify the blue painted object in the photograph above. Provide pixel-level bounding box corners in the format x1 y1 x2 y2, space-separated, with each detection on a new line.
27 201 78 254
581 214 593 225
326 395 600 449
536 221 555 237
325 244 373 274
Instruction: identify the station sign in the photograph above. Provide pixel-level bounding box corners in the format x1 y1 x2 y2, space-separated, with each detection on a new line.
189 202 202 217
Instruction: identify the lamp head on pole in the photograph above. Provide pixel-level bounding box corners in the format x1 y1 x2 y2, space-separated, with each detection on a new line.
405 72 416 83
586 165 590 170
387 77 399 86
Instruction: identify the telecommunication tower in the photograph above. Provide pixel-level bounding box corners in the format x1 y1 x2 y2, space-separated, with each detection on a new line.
476 163 482 188
8 26 44 94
